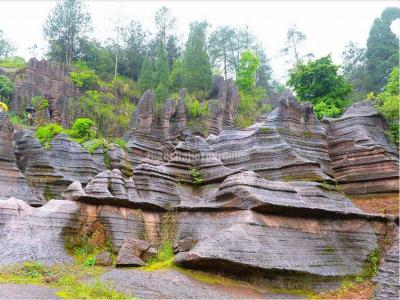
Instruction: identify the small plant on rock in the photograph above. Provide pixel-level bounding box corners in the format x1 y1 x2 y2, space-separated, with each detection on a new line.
190 167 203 188
35 123 64 150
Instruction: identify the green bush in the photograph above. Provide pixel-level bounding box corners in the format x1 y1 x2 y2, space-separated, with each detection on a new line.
31 96 49 111
190 167 204 187
8 112 28 126
35 123 64 149
0 56 26 69
184 93 208 118
113 138 127 150
69 62 99 90
0 75 13 103
66 118 96 144
81 139 104 154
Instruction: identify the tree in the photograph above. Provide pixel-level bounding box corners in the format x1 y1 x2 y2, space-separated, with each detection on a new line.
208 26 237 79
43 0 91 68
287 55 352 118
183 21 212 96
236 50 260 92
121 20 148 81
253 43 272 91
169 59 184 91
155 42 169 88
154 6 176 49
374 67 399 146
366 7 400 92
138 56 154 92
0 75 13 103
165 35 181 70
281 24 313 66
0 30 15 58
341 41 368 101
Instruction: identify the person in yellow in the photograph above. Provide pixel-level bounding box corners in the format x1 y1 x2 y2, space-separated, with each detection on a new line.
0 102 8 112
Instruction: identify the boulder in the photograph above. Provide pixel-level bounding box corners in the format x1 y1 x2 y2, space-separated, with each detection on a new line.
95 251 113 266
115 238 154 267
0 112 40 205
174 237 196 254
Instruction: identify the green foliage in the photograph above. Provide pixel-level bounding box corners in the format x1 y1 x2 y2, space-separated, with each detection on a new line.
183 21 212 95
66 118 96 143
375 67 399 146
366 7 400 92
169 59 184 91
111 76 141 100
155 42 170 88
155 82 169 108
8 112 28 127
83 256 96 267
31 96 49 111
236 50 260 92
190 167 204 187
281 24 313 66
183 93 208 118
35 123 64 150
236 87 268 128
0 56 25 69
69 61 99 89
138 56 154 92
287 55 352 118
81 138 103 153
0 75 13 102
113 138 127 150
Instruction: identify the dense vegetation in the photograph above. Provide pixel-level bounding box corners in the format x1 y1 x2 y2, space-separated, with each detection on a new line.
0 0 398 145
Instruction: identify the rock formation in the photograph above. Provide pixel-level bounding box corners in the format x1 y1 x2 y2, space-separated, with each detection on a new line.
0 112 40 206
324 100 399 195
10 58 80 126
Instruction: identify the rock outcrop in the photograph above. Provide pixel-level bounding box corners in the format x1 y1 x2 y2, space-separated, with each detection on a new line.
373 233 399 300
14 130 106 201
208 93 332 182
0 112 40 205
324 101 399 195
10 58 80 126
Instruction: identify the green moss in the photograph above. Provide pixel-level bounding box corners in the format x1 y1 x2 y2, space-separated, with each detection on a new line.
318 182 336 192
322 246 335 253
258 127 271 134
268 287 317 299
303 131 312 139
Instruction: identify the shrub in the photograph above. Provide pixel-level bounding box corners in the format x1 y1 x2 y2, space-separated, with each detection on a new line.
190 167 203 187
113 138 127 150
184 94 208 118
35 123 64 149
0 56 26 69
31 96 49 111
69 62 99 90
8 112 28 126
67 118 96 144
81 139 104 153
0 75 13 102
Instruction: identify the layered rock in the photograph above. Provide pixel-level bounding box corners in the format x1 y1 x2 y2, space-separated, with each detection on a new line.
208 92 332 182
373 233 399 300
324 101 399 195
14 130 106 201
0 112 40 205
10 58 80 126
207 76 239 135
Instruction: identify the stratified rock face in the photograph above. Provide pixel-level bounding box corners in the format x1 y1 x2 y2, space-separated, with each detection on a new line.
325 101 399 195
208 93 332 182
0 198 80 265
14 130 106 201
373 234 399 300
10 58 80 126
0 112 40 205
207 76 239 135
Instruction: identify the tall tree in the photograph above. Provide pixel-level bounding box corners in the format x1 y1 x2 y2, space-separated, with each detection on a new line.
121 20 148 81
138 56 154 92
43 0 91 68
154 6 176 49
236 50 260 92
341 41 368 101
0 30 15 58
281 24 313 66
253 43 272 91
183 21 212 96
366 7 400 92
155 42 169 88
165 35 181 70
208 26 237 79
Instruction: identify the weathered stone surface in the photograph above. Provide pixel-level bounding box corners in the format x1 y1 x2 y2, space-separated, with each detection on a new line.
324 100 399 195
208 94 332 182
207 76 240 135
10 58 80 126
95 251 113 266
115 238 148 267
174 237 196 253
0 112 40 205
373 233 399 300
14 130 106 201
0 198 80 265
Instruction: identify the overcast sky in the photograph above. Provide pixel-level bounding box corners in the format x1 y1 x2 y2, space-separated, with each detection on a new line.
1 0 399 81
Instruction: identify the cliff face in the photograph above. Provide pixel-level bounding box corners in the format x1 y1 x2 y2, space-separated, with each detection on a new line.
10 58 80 126
0 71 398 295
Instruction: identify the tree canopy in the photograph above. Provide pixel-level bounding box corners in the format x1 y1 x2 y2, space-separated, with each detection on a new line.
287 55 352 118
